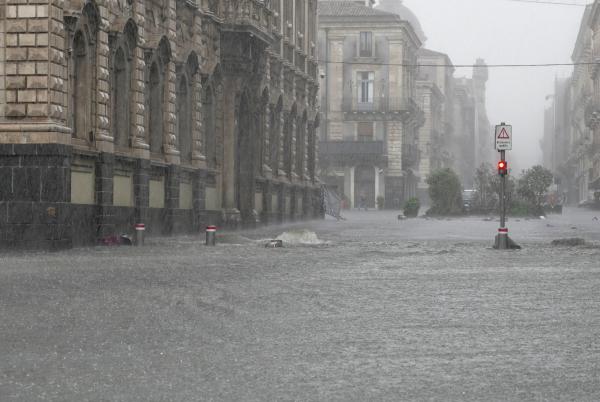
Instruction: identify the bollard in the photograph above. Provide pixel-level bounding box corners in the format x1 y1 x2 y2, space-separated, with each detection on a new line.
206 225 217 246
134 223 145 246
495 227 508 250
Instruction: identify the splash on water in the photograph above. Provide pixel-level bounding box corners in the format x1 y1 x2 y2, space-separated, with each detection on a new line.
275 229 327 246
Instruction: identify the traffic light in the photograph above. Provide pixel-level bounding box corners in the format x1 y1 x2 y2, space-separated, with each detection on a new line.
498 160 508 176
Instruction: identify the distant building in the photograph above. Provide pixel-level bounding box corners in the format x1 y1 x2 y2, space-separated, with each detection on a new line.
546 3 600 205
452 60 491 189
317 0 423 209
543 78 573 199
564 4 594 204
416 48 455 201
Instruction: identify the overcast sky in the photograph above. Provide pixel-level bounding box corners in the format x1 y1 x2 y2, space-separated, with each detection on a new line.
399 0 588 172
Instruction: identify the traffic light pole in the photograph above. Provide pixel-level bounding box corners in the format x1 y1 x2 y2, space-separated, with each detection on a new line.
500 150 506 230
494 123 519 250
497 149 509 250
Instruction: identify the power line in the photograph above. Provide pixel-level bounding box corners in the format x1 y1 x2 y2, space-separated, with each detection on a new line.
505 0 589 6
316 59 597 69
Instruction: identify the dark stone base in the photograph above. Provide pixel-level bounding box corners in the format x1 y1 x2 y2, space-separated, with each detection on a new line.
0 144 324 249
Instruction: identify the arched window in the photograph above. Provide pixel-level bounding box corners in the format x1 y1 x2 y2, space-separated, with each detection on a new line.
202 85 216 168
112 47 130 147
72 30 91 140
68 1 99 142
296 111 307 177
256 89 269 176
110 20 137 148
284 105 297 178
270 97 282 173
148 61 163 153
177 75 191 163
146 37 171 155
308 118 318 181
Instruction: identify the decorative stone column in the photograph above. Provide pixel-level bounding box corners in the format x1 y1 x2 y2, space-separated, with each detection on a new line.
192 169 206 233
290 113 297 180
95 152 115 239
192 73 205 166
278 110 291 177
163 58 179 162
131 31 149 156
262 101 271 176
164 164 180 234
134 158 150 226
95 4 113 151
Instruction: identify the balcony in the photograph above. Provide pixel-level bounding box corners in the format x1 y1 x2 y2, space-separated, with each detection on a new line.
217 0 274 43
319 140 386 167
343 97 420 120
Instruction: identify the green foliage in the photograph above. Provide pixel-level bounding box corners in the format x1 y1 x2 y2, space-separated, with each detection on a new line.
509 199 534 216
403 197 420 218
517 165 554 215
426 168 463 215
472 163 497 212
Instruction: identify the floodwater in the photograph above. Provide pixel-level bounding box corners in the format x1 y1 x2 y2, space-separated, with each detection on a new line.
2 209 600 401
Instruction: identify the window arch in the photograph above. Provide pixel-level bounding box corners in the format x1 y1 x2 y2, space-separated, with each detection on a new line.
69 0 99 142
72 30 92 140
145 37 171 154
296 111 307 177
176 52 199 164
202 84 216 168
111 46 130 147
109 19 137 148
284 105 297 178
257 89 269 176
270 97 283 173
177 74 191 163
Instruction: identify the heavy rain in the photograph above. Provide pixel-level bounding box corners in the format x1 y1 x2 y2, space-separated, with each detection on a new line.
2 0 600 400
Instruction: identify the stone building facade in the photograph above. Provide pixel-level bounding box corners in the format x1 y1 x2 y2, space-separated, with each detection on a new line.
546 4 595 205
0 0 321 248
415 48 455 202
452 60 491 189
317 0 423 209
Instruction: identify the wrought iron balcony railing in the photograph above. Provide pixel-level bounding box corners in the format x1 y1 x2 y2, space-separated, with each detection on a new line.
319 140 386 166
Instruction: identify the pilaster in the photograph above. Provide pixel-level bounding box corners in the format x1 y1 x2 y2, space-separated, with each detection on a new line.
192 72 205 166
134 158 150 224
0 0 71 143
95 3 112 150
279 109 288 177
262 102 272 176
163 164 179 234
95 152 115 239
128 0 147 154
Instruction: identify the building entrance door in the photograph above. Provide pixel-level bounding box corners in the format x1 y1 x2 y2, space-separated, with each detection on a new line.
354 165 376 209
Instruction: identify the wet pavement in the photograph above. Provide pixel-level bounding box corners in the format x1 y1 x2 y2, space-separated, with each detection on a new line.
1 208 600 401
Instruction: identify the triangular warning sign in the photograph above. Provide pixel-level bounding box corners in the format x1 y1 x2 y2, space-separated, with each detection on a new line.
497 128 510 139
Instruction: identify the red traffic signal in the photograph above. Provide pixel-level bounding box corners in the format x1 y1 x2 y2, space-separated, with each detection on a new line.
498 160 508 176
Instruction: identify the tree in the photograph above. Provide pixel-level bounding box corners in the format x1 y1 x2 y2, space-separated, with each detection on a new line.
426 168 463 215
490 172 516 209
517 165 554 215
473 163 497 212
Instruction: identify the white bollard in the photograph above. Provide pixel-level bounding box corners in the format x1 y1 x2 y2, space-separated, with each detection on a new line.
134 223 145 246
206 225 217 246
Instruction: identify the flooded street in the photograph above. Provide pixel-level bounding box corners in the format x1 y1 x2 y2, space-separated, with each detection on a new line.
2 209 600 401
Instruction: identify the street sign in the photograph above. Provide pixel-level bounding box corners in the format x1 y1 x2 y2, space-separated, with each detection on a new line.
495 124 512 151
